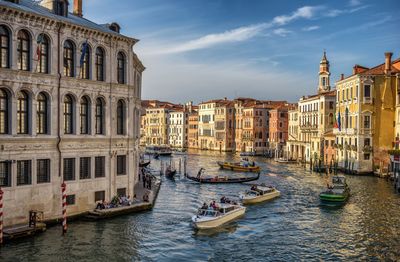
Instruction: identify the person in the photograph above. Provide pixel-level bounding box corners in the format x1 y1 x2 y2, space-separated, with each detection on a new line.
96 200 105 210
143 193 149 202
197 168 203 179
201 202 208 210
251 185 257 191
220 196 226 203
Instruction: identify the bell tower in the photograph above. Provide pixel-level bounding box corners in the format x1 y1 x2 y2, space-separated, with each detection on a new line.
318 51 331 93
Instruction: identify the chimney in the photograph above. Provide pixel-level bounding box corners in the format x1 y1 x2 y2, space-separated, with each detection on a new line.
385 52 393 74
73 0 83 17
340 74 344 80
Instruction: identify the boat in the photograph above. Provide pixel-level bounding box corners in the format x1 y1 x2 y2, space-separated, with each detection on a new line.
192 203 246 229
165 166 177 178
239 152 255 156
145 145 172 156
319 175 350 203
274 158 297 164
239 184 280 204
139 160 151 168
217 161 261 173
186 168 260 184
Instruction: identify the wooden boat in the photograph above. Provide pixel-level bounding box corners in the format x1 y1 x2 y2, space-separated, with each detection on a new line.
165 167 177 178
274 158 297 164
139 160 151 168
319 175 350 203
145 145 172 156
3 222 46 242
187 168 260 184
217 161 261 172
192 203 246 229
239 185 280 204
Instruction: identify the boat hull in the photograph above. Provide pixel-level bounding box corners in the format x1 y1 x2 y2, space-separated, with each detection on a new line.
319 190 349 203
241 190 280 205
187 173 260 184
217 161 261 172
192 207 246 229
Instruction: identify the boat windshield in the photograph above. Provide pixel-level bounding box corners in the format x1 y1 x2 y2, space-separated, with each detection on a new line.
222 206 235 213
198 209 219 217
245 190 259 196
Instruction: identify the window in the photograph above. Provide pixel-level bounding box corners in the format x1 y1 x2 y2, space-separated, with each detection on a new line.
66 195 75 205
63 158 75 181
364 138 371 146
117 155 126 175
95 156 105 178
17 160 31 186
64 95 73 134
37 159 50 183
329 101 334 109
63 40 74 77
117 100 125 135
364 154 370 160
0 25 10 68
0 161 11 187
79 157 91 179
95 98 104 134
80 42 90 79
364 115 371 128
17 30 30 71
37 92 48 134
95 47 104 81
17 91 29 134
95 191 105 202
37 34 49 73
117 188 126 197
80 96 90 134
322 77 326 87
117 52 125 84
0 88 9 134
364 85 371 98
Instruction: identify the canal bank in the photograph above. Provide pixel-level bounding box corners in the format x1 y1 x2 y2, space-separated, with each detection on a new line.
1 152 400 261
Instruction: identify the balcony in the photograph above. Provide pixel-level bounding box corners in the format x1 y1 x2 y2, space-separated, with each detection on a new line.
333 128 357 135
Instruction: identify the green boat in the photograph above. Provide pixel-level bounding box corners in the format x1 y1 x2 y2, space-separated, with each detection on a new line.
319 176 350 203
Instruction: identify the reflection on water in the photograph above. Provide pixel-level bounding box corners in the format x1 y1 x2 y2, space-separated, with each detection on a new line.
1 150 400 261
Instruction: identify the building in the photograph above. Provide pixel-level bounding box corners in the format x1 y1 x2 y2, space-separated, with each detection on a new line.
287 107 301 160
287 52 336 164
143 106 170 146
168 109 187 148
214 101 235 151
188 112 199 149
269 106 289 155
198 100 217 150
0 0 144 226
335 52 400 174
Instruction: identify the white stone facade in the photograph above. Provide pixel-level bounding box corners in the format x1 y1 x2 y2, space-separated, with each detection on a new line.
168 111 188 148
0 0 144 226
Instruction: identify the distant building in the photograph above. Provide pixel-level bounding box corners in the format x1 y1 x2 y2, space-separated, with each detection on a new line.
269 107 289 154
0 0 144 226
188 112 199 149
168 109 187 148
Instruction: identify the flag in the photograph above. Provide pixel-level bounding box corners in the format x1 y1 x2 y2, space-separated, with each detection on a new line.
337 110 341 131
333 113 338 128
80 40 88 68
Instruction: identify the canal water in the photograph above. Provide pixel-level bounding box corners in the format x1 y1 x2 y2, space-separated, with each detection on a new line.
1 151 400 261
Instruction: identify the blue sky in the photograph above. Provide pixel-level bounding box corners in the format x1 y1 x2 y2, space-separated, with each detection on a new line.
83 0 399 103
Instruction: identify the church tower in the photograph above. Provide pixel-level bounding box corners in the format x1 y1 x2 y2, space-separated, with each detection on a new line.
318 51 331 93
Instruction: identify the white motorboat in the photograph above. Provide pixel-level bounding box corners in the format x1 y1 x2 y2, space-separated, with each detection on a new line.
239 185 280 204
191 203 246 229
145 145 172 156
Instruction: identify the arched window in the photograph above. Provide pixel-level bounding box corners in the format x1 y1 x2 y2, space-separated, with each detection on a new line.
0 89 9 134
17 30 31 71
63 40 74 77
95 98 104 134
80 96 89 134
117 52 125 84
64 95 73 134
0 25 10 68
37 34 49 74
80 42 90 79
37 92 48 134
95 47 105 81
117 100 125 135
17 91 29 134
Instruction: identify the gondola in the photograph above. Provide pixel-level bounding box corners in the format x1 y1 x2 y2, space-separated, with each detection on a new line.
187 168 260 184
217 161 261 173
139 160 151 168
153 153 160 159
165 167 177 178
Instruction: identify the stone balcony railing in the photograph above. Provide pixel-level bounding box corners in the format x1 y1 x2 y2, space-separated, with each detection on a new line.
333 128 357 135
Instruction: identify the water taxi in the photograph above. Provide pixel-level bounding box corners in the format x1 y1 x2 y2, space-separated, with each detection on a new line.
187 168 260 184
192 203 246 229
217 161 261 172
145 145 172 156
319 175 350 203
239 185 280 204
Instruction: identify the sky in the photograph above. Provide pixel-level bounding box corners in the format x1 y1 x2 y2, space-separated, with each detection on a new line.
82 0 400 103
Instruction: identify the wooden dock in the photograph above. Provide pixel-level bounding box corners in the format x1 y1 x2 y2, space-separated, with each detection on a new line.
3 222 46 242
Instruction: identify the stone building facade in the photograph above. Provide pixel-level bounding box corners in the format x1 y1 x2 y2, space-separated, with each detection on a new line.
0 0 144 226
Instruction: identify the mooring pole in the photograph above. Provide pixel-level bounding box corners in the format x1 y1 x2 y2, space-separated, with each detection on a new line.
0 187 3 245
61 182 67 235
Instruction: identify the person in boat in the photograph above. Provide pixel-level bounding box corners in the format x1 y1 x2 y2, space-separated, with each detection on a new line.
197 168 204 179
143 193 150 202
251 185 257 191
96 200 106 210
220 196 226 203
210 200 218 210
201 202 208 210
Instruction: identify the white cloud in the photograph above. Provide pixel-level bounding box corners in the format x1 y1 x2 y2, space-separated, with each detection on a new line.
156 23 270 54
349 0 361 6
273 28 292 37
325 5 369 17
302 25 320 31
272 6 321 25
